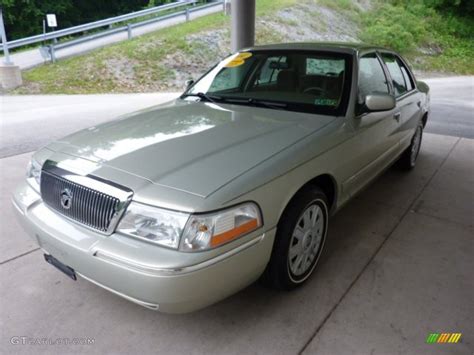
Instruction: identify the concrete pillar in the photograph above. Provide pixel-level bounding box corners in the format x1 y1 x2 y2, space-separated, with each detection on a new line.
0 64 22 90
231 0 255 52
0 7 22 89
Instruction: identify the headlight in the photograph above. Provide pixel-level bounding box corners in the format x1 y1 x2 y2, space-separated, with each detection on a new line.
26 159 42 192
180 202 262 252
117 202 189 249
117 202 262 251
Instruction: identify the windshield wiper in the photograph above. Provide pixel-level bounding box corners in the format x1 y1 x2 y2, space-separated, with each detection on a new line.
181 92 222 103
182 94 288 111
249 98 288 110
221 97 288 110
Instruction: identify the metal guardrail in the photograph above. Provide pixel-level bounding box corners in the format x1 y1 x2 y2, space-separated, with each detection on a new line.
2 1 197 50
1 0 224 63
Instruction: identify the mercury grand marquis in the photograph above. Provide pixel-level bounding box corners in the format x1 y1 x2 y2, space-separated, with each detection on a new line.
13 43 430 313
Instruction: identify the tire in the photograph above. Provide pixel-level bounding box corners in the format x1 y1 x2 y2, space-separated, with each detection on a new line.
397 122 423 170
262 187 329 290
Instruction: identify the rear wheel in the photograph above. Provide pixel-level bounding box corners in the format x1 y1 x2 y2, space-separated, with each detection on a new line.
398 122 423 170
262 187 329 290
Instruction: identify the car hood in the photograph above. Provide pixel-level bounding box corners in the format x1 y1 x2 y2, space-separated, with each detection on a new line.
50 100 333 197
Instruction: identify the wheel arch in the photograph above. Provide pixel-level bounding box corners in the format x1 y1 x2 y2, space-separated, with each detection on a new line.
422 112 428 128
303 174 338 213
279 173 338 223
263 173 336 289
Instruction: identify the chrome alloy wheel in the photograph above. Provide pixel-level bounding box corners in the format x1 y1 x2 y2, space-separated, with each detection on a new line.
288 201 327 281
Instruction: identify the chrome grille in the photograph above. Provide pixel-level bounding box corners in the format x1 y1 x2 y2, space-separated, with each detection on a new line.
40 161 133 234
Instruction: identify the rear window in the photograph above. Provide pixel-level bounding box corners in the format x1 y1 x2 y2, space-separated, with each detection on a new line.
306 58 345 76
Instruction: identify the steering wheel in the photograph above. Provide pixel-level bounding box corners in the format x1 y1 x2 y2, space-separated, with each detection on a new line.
303 87 325 95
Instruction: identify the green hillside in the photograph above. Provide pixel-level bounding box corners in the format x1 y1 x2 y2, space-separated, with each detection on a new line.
13 0 473 94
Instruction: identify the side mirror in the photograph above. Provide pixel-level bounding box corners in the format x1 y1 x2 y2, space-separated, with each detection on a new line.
365 93 396 112
185 79 194 89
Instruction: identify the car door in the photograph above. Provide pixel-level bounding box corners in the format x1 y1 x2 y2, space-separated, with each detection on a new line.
343 51 400 197
380 52 423 151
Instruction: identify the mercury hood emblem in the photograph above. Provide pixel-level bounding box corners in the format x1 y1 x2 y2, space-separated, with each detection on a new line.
60 188 73 210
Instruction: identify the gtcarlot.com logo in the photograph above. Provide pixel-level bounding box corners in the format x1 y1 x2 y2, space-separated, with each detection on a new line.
426 333 462 344
10 336 95 346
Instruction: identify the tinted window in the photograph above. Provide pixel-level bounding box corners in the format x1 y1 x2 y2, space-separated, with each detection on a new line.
381 53 408 97
358 53 389 99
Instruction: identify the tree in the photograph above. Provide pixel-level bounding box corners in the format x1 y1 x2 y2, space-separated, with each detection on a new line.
1 0 72 40
68 0 149 25
393 0 474 16
0 0 150 40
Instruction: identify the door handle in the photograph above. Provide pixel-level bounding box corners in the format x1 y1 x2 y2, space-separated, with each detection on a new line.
393 112 401 121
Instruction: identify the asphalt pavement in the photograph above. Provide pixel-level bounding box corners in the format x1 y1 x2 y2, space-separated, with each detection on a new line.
423 76 474 139
0 93 179 158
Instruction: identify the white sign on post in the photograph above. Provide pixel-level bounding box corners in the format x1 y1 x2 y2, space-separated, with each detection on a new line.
46 14 57 28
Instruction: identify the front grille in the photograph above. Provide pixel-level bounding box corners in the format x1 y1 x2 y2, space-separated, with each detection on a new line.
40 171 121 232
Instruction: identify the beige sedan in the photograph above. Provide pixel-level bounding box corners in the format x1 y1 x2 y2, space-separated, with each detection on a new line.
13 43 429 313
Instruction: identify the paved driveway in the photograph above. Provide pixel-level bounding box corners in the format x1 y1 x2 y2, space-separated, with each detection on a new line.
0 93 179 158
424 76 474 139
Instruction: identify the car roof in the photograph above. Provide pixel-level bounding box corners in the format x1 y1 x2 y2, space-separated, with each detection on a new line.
245 42 390 54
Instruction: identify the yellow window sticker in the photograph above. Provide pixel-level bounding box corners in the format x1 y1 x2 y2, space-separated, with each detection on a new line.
236 52 252 59
224 52 252 68
225 58 245 67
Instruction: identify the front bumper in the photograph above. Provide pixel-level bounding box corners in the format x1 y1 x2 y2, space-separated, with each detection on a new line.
12 182 275 313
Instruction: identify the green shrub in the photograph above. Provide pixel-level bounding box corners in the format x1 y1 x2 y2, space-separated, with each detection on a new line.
360 3 429 52
361 0 474 73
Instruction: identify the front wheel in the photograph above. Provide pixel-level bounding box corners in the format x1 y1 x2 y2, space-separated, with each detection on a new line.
397 122 423 170
262 187 329 290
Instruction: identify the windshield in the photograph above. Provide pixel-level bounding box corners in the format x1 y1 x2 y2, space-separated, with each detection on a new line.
183 50 352 116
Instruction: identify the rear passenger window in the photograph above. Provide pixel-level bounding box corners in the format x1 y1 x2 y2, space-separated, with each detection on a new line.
381 53 413 97
358 53 389 99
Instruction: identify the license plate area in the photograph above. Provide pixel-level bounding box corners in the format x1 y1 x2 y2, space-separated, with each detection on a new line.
44 254 77 281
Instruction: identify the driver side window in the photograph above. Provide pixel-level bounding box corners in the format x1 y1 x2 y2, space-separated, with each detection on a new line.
358 53 389 100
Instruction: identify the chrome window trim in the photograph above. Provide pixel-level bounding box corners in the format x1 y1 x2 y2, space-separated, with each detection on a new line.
41 160 133 235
